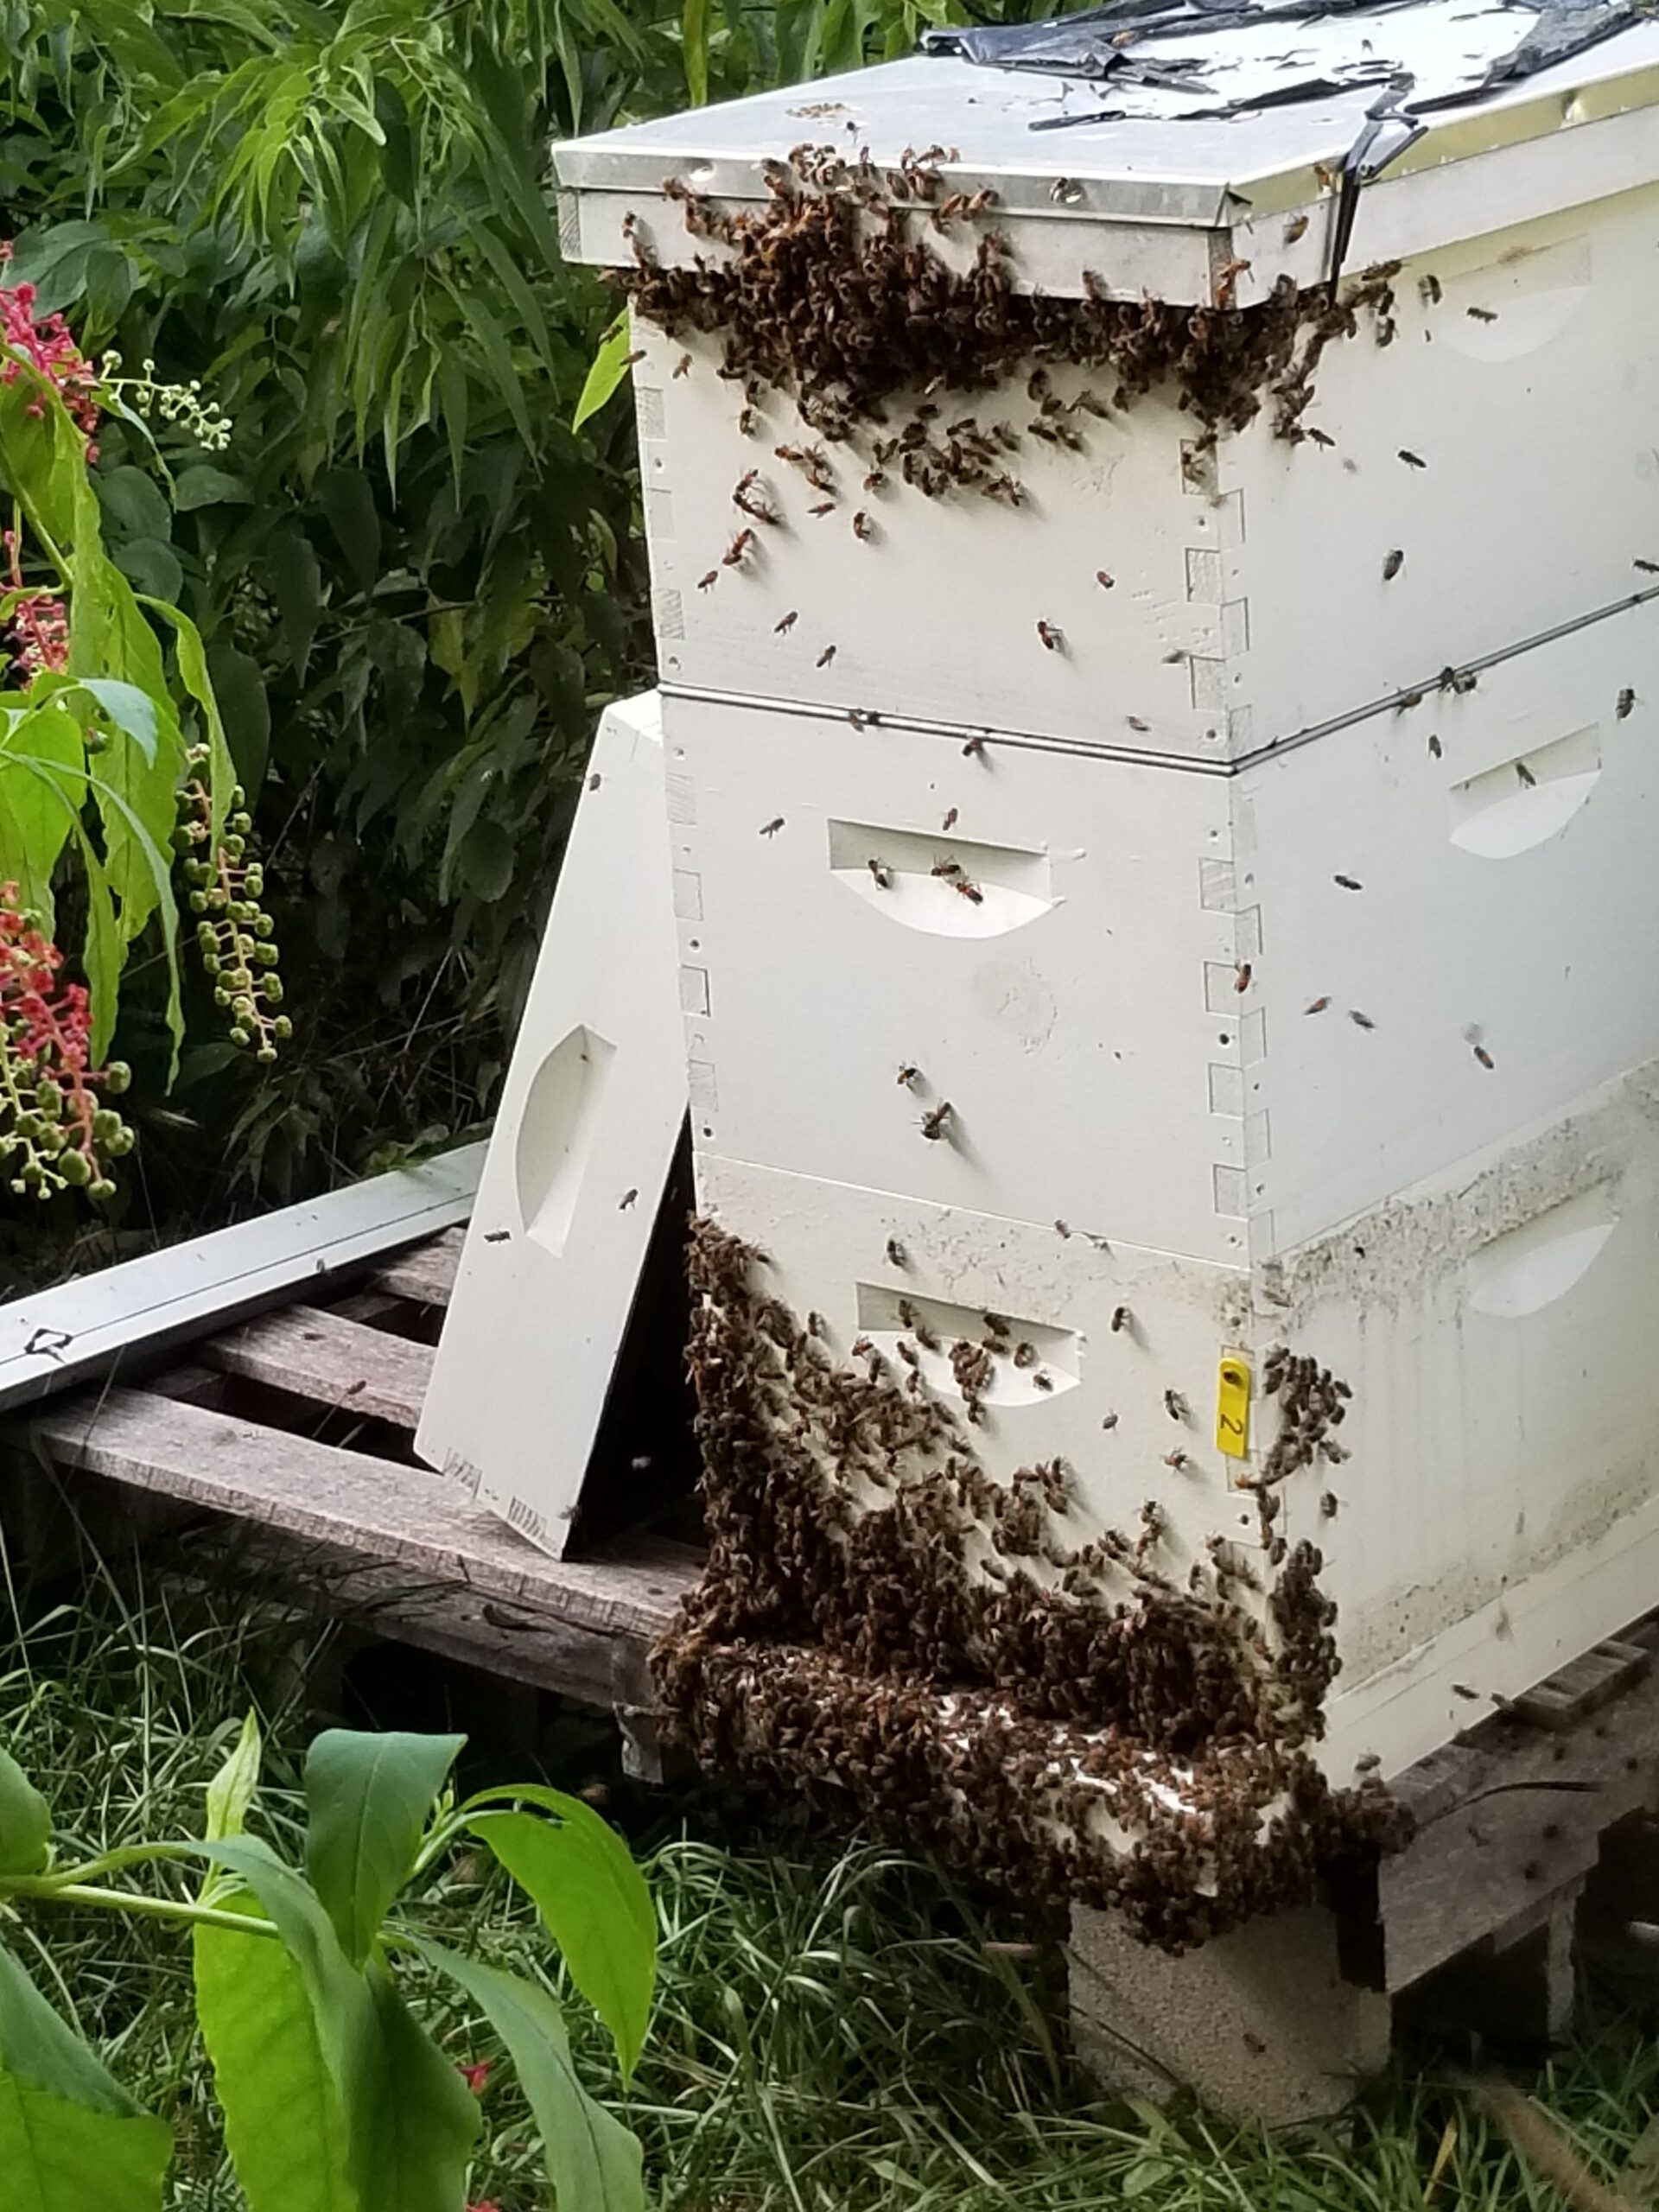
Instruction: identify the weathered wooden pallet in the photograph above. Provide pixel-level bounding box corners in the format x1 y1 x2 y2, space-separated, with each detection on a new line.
5 1227 697 1763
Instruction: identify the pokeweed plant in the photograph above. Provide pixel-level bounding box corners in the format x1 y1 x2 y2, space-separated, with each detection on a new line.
0 1715 654 2212
0 258 264 1202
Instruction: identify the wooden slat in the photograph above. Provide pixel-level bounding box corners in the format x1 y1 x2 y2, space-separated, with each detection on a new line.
28 1386 696 1643
201 1306 434 1430
1508 1637 1650 1730
370 1229 465 1308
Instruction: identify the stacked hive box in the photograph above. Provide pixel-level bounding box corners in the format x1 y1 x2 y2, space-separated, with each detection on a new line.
551 15 1659 1906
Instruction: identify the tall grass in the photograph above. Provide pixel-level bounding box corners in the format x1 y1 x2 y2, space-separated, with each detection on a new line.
3 1541 1656 2211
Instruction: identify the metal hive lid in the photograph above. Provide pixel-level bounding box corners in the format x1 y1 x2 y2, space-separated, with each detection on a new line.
553 0 1659 291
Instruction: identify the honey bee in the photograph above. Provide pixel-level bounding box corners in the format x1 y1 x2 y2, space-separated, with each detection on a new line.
1349 1009 1376 1030
817 645 837 669
722 528 756 566
942 807 958 831
896 1064 920 1086
759 817 785 837
809 501 836 518
697 570 719 591
1420 274 1442 305
954 878 983 904
1127 715 1149 732
1054 1219 1071 1238
885 1237 906 1266
1398 448 1427 469
674 353 692 378
850 1336 874 1358
1382 549 1404 581
919 1101 955 1141
1320 1491 1339 1518
1164 1389 1189 1421
620 348 645 368
739 406 758 435
868 859 893 889
1163 1449 1191 1471
1235 962 1252 993
774 611 798 634
1515 760 1536 788
1306 427 1334 449
1101 1411 1119 1431
963 188 998 216
1466 305 1498 323
1304 996 1331 1014
1036 620 1065 652
1013 1342 1037 1369
962 736 987 759
1283 213 1309 244
1428 734 1444 758
1096 570 1115 589
1637 560 1659 575
1111 1306 1130 1333
1333 874 1363 891
1618 687 1637 719
1033 1370 1054 1392
852 511 874 541
863 470 887 493
1213 257 1249 307
1469 1033 1495 1070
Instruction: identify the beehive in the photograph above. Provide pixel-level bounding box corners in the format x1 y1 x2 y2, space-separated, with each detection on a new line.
544 5 1659 1932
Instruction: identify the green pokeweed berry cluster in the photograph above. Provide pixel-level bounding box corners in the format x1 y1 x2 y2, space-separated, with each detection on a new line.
171 748 289 1063
5 1065 135 1200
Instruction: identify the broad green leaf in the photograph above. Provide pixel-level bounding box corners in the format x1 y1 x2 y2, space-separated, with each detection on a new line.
113 537 184 604
143 599 238 823
0 705 81 922
572 317 633 434
264 530 323 681
317 469 381 594
76 679 159 765
0 1745 49 1877
0 368 84 545
466 1796 655 2078
206 641 270 791
302 1731 465 1967
455 817 513 902
60 812 125 1063
362 1963 480 2212
0 1941 146 2116
94 465 172 545
0 2075 171 2212
194 1897 356 2212
173 465 253 512
408 1936 645 2212
205 1712 263 1845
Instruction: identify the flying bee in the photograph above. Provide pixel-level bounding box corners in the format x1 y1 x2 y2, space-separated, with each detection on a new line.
919 1100 955 1141
1382 548 1404 581
1127 715 1149 732
1465 1024 1494 1070
1637 560 1659 575
1036 620 1065 652
817 645 837 667
1101 1411 1119 1431
1306 427 1335 448
1349 1009 1376 1029
759 817 785 837
1516 760 1536 788
1428 734 1444 759
809 501 836 518
1305 996 1331 1014
1618 687 1637 719
1398 448 1427 469
1164 1389 1189 1421
774 610 798 634
1334 874 1363 891
868 859 893 889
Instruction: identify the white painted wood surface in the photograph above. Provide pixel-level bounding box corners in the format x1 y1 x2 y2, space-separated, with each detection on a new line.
0 1145 482 1414
416 694 687 1556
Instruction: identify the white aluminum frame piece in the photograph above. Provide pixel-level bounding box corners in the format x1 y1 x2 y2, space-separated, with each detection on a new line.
666 592 1659 1265
416 694 687 1558
0 1142 483 1413
701 1046 1659 1786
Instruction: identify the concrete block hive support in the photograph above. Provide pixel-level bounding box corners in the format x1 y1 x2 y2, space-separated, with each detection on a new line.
1068 1904 1391 2126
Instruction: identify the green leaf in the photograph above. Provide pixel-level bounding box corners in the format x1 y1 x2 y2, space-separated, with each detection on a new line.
466 1796 655 2078
60 810 125 1064
0 1745 49 1877
194 1898 356 2212
206 641 270 792
0 705 81 924
205 1713 263 1845
0 2075 171 2212
265 530 323 681
362 1963 480 2212
317 469 382 594
76 679 159 765
572 317 633 433
683 0 711 105
454 817 513 902
0 1941 147 2117
94 465 172 544
144 599 238 823
112 537 184 603
173 465 253 512
407 1936 645 2212
302 1731 465 1967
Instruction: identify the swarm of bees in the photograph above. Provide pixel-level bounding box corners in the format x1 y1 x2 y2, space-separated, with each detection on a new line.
626 148 1400 474
652 1221 1408 1950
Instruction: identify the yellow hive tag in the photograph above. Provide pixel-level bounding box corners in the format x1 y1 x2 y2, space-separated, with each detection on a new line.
1216 1354 1251 1459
